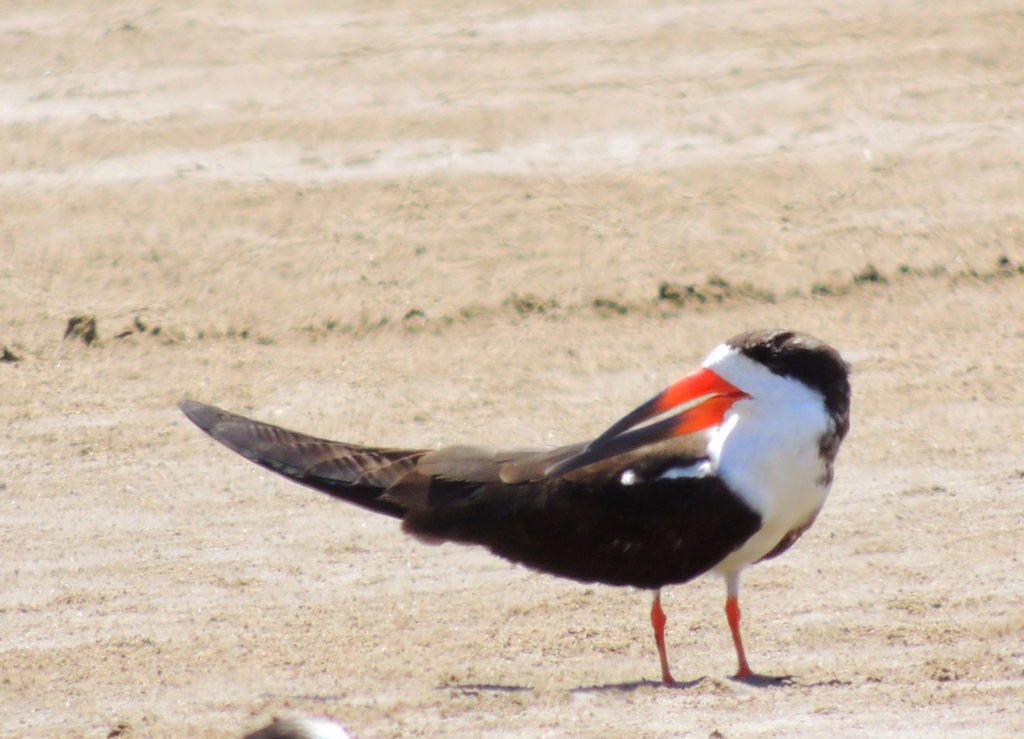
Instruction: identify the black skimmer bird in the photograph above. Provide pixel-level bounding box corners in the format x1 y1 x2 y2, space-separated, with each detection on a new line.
180 329 850 683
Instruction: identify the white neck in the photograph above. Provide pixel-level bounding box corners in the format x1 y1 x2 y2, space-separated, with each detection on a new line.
703 347 833 524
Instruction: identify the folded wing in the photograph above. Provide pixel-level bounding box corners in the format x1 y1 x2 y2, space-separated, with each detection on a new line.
181 400 761 588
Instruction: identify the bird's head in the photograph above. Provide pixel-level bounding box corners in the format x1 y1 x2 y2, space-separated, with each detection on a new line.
549 329 850 477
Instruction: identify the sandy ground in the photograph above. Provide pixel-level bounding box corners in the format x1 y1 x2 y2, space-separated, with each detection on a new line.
2 1 1024 736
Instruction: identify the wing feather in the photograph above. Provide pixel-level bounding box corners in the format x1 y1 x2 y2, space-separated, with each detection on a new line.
180 400 424 516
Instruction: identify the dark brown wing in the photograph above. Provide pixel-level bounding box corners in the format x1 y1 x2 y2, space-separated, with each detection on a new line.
180 401 587 514
392 455 762 590
181 401 760 589
179 400 425 517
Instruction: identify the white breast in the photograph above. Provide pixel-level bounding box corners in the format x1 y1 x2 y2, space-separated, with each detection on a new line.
700 348 833 575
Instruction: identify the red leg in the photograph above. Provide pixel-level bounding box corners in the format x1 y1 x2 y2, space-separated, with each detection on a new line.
726 594 753 679
651 591 675 685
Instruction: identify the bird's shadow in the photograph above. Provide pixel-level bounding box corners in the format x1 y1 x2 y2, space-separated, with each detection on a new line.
441 673 820 695
574 673 804 692
439 682 533 694
269 674 842 703
440 679 700 695
728 673 797 688
572 676 707 693
729 674 855 689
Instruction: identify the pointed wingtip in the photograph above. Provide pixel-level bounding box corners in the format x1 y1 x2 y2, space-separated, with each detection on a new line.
178 399 278 466
178 398 226 433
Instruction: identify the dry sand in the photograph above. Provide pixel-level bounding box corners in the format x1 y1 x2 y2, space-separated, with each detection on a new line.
2 1 1023 736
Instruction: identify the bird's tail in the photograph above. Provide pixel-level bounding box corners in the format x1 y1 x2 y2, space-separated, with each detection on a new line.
179 400 425 518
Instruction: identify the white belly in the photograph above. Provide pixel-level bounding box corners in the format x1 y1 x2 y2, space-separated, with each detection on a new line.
712 517 803 577
706 400 832 576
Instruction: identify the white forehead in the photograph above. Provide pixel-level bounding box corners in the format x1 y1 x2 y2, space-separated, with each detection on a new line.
701 343 822 405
